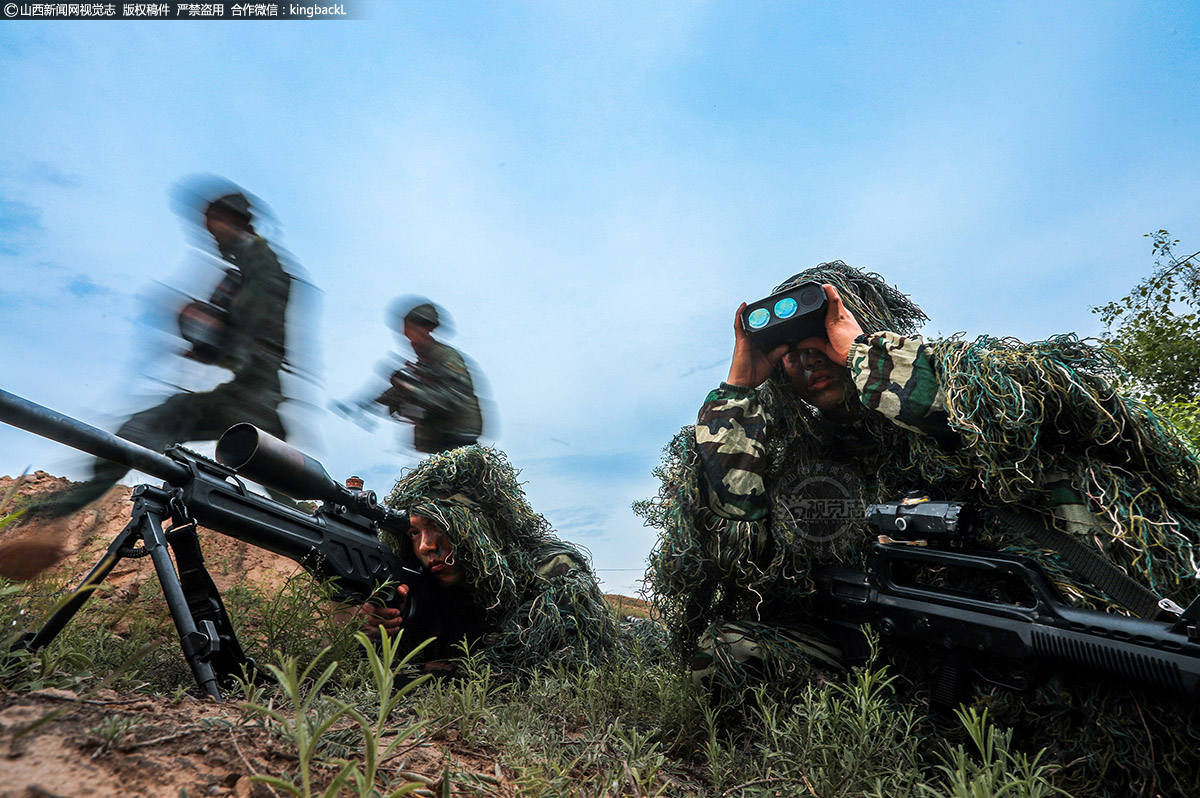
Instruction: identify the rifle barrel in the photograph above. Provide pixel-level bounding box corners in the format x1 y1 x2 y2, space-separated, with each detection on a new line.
0 388 191 485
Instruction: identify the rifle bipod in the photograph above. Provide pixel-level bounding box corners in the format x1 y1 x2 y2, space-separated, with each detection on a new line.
12 484 256 700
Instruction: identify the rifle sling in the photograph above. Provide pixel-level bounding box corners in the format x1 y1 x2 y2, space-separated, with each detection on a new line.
996 509 1163 619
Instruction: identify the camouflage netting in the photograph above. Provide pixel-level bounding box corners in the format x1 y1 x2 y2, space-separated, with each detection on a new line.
383 445 621 674
638 261 1200 796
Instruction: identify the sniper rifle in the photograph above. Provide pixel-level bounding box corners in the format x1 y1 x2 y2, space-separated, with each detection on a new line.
0 389 417 700
813 500 1200 709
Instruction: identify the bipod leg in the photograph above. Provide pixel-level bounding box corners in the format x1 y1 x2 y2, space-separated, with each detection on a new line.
166 522 256 687
16 510 146 653
131 485 224 700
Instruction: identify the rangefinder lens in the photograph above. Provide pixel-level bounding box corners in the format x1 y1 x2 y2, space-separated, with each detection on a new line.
799 285 824 307
747 308 771 328
774 297 798 319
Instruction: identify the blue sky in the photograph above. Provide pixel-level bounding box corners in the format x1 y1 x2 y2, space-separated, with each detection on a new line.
1 2 1198 595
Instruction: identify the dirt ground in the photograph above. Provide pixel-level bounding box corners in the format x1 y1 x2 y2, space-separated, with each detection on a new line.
0 473 643 798
0 685 513 798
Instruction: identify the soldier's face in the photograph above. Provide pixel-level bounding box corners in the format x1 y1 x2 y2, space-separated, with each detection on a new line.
783 348 849 412
403 320 435 350
409 514 466 588
204 209 238 245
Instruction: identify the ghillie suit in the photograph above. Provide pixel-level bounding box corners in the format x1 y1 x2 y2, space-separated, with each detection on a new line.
383 445 620 674
638 260 1200 796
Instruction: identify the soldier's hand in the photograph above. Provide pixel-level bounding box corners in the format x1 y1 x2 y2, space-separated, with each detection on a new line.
727 302 789 388
794 284 865 366
357 589 405 639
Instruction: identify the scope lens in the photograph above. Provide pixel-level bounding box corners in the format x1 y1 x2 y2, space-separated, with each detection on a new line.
747 308 771 329
774 297 798 319
799 286 823 307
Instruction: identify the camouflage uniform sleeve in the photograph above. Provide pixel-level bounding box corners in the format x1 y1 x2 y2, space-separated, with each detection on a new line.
848 332 957 444
694 383 772 521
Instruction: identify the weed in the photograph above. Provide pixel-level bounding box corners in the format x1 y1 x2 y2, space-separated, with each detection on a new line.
406 647 500 750
241 570 363 675
912 707 1066 798
232 661 268 705
241 647 358 798
241 630 433 798
611 722 667 795
87 713 144 757
8 641 157 756
335 629 433 798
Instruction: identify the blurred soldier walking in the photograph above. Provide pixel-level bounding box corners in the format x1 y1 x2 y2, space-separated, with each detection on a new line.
0 185 294 579
371 300 484 454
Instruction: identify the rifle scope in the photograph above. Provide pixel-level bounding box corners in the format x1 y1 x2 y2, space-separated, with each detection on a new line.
215 423 388 520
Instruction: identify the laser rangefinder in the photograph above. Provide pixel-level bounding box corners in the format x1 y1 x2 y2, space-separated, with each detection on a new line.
740 281 828 352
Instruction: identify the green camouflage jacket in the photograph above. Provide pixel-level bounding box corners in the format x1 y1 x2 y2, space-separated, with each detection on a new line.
216 233 291 382
691 331 1200 610
377 341 483 453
